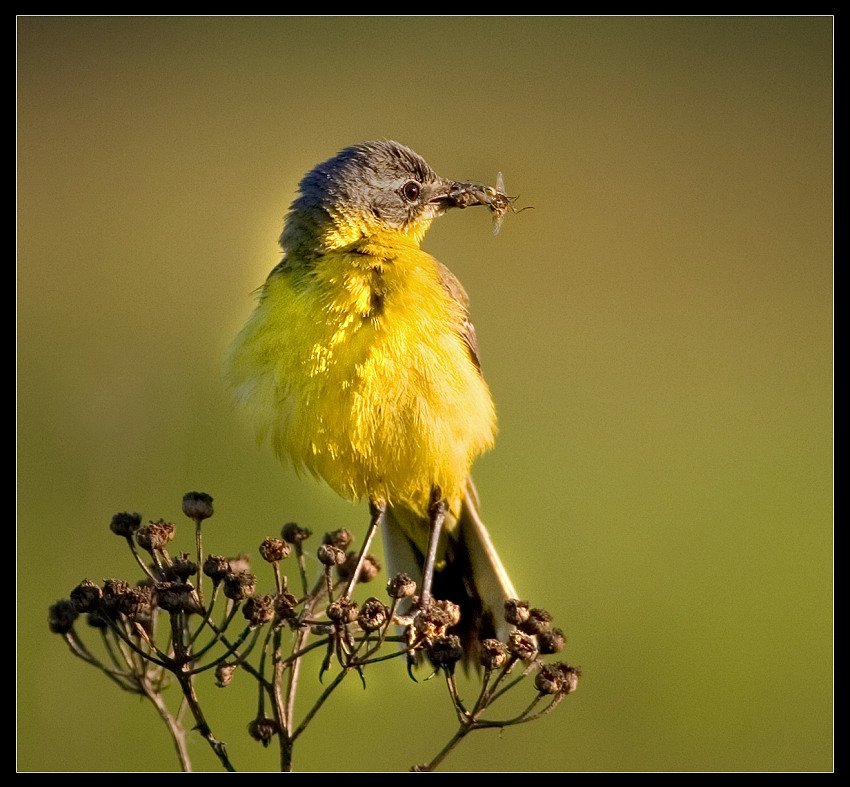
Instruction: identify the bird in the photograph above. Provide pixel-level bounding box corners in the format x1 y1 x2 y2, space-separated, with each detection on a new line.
224 140 517 658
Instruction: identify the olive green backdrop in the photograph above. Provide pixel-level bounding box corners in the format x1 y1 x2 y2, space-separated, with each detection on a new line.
17 16 832 772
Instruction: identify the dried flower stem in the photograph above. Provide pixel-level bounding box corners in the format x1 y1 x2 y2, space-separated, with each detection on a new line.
50 492 579 772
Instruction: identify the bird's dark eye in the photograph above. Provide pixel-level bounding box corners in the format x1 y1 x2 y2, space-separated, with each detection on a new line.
401 180 421 202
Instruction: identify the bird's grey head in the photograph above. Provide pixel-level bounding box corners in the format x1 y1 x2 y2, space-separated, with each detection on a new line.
279 140 487 255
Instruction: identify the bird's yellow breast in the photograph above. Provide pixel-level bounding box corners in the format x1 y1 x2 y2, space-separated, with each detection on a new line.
225 233 496 517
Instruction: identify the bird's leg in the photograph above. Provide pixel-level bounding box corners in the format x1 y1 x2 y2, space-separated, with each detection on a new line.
419 488 447 608
342 499 386 601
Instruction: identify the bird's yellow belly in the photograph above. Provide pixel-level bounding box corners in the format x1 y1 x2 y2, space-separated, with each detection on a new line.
226 252 496 516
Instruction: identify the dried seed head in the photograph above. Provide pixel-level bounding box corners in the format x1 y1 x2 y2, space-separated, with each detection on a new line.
507 630 538 662
182 491 214 521
479 638 509 671
337 552 381 584
247 715 279 747
260 537 290 563
167 553 199 582
223 571 256 602
535 662 581 695
109 511 142 538
274 590 299 622
101 578 131 615
136 520 175 552
434 599 461 628
560 664 581 694
226 553 252 574
535 663 563 695
358 597 388 631
48 600 78 634
154 581 199 613
242 594 275 628
504 598 531 627
520 607 553 636
70 579 102 613
322 528 353 550
413 598 461 640
538 627 567 654
203 554 231 584
215 663 237 688
102 578 130 596
360 554 381 582
281 522 311 544
326 598 359 624
428 635 464 673
118 584 154 617
317 543 346 567
387 573 417 599
428 634 463 674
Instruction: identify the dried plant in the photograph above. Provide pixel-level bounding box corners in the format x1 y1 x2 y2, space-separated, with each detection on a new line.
48 492 580 772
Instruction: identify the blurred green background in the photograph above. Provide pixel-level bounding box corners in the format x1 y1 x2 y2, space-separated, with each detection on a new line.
17 17 832 772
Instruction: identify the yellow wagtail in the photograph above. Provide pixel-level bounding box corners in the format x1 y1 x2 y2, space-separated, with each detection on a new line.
225 140 517 655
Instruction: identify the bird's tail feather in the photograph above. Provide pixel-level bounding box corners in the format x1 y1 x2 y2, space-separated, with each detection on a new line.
382 478 516 662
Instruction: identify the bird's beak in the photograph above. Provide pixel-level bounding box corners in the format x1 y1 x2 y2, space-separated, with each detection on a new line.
429 178 503 211
428 176 516 234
